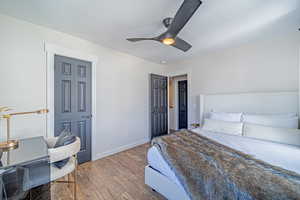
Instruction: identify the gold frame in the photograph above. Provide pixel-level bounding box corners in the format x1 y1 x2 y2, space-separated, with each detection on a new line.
52 155 78 200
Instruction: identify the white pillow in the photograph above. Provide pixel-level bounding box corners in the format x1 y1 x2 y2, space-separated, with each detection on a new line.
202 118 243 136
209 111 242 122
243 123 300 147
243 114 298 129
243 113 297 119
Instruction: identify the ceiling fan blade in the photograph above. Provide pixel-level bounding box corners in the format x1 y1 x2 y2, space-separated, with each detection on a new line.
126 38 155 42
171 37 192 52
167 0 202 37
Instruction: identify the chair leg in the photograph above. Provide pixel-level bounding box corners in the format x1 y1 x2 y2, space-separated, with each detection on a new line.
73 155 78 200
73 168 77 200
68 174 71 188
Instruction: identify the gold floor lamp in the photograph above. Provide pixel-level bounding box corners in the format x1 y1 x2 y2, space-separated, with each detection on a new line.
0 108 49 151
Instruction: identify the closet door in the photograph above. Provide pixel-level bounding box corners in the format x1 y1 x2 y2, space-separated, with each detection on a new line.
54 55 92 164
151 74 168 139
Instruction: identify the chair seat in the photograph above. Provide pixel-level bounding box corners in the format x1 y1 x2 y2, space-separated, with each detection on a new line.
50 157 76 181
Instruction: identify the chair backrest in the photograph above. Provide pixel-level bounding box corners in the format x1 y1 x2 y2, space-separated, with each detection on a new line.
48 137 81 163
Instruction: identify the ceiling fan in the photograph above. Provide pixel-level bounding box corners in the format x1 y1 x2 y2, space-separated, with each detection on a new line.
127 0 202 52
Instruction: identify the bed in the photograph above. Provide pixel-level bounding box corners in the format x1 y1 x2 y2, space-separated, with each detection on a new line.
145 91 300 200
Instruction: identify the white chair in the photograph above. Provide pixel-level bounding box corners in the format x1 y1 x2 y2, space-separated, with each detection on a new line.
45 137 81 200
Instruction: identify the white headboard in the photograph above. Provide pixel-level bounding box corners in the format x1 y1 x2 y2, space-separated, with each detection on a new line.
199 91 299 125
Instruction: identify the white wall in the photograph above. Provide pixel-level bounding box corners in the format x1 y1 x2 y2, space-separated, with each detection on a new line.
0 14 167 160
168 32 300 123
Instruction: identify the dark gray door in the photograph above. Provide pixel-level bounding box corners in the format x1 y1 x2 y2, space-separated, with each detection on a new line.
178 80 188 129
54 55 92 164
150 74 168 139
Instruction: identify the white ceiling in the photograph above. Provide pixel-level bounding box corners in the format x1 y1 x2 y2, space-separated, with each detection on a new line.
0 0 299 64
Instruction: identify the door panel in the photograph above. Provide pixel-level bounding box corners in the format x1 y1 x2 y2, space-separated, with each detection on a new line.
178 80 188 129
151 74 168 139
54 55 92 164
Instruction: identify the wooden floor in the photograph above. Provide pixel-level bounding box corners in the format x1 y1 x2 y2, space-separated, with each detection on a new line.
51 144 165 200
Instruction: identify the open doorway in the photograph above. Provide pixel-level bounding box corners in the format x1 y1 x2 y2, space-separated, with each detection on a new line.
169 74 188 132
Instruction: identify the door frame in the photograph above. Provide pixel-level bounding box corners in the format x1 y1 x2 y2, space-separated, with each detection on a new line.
45 43 98 160
167 70 192 132
299 47 300 116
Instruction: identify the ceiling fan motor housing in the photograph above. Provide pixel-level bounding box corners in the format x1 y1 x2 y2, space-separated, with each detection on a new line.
163 17 173 28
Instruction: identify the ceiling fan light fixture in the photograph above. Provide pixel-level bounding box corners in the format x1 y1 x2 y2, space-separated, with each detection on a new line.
162 37 175 45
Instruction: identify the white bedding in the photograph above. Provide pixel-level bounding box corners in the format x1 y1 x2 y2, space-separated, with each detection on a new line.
147 128 300 187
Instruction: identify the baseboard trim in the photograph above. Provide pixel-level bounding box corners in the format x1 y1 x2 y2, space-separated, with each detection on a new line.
92 138 150 161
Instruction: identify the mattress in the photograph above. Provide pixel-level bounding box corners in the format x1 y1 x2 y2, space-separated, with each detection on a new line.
147 128 300 187
147 145 181 186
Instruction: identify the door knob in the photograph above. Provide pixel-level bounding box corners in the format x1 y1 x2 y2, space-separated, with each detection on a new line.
81 115 92 119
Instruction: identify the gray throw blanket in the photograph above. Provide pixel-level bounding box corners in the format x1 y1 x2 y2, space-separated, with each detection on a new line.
152 130 300 200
